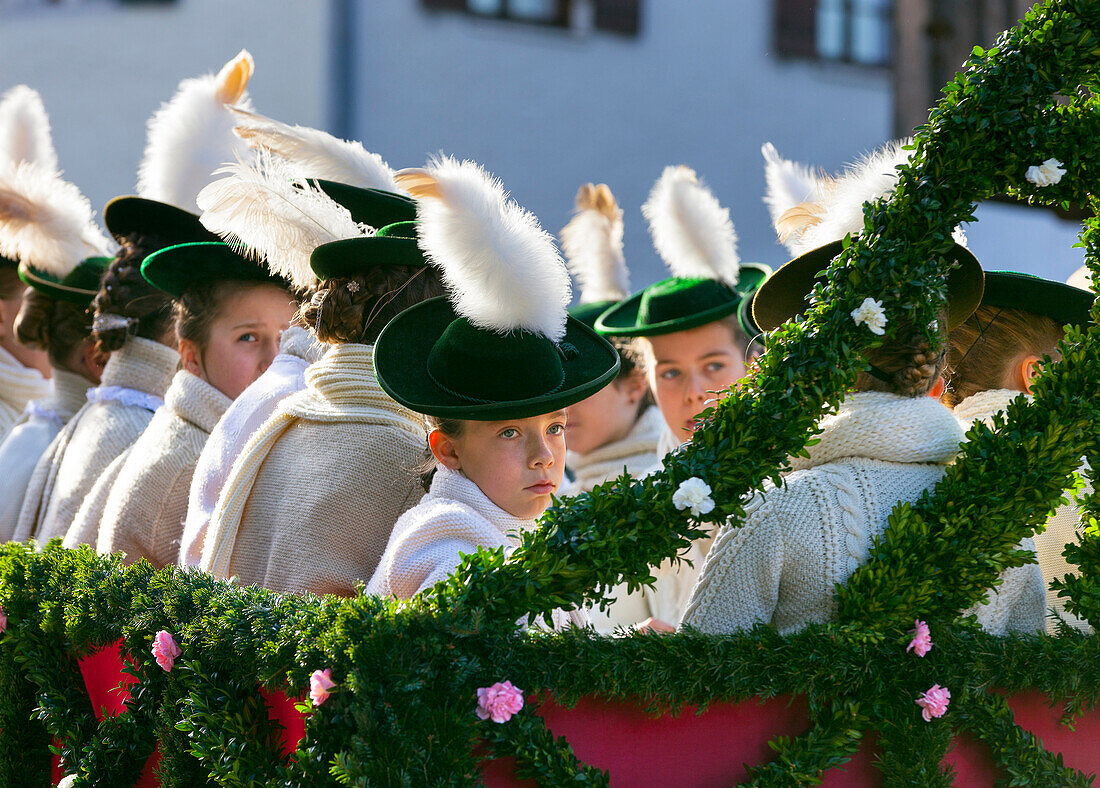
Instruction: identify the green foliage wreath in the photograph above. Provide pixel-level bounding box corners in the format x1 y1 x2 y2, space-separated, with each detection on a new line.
2 2 1100 785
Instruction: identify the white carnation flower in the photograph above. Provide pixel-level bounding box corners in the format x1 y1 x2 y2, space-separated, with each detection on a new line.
672 477 715 518
851 297 887 336
1025 158 1065 187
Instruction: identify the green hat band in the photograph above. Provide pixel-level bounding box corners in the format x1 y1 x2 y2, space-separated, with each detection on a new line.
638 277 738 325
18 256 112 307
426 319 565 403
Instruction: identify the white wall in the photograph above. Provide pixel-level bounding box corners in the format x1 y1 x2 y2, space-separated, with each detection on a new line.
0 0 329 217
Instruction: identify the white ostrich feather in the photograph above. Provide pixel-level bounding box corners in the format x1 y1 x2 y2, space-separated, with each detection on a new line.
560 184 628 304
642 165 739 286
397 155 571 341
785 139 913 255
0 86 57 173
761 142 825 231
231 108 402 193
136 50 256 213
197 152 370 290
1068 266 1092 291
0 161 114 275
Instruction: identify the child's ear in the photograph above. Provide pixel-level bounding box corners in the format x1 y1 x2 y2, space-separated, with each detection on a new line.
1019 355 1042 394
179 338 204 380
927 377 945 400
622 368 649 404
428 428 462 471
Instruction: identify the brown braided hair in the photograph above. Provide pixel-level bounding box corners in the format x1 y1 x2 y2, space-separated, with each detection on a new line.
14 288 94 370
854 310 949 398
299 264 444 345
91 233 176 355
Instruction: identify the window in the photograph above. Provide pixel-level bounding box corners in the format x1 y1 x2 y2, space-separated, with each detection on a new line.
775 0 893 66
421 0 640 36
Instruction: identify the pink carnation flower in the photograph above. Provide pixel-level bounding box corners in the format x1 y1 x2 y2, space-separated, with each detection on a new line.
151 630 181 672
0 605 7 633
906 619 933 657
916 684 951 721
310 669 336 706
476 680 524 723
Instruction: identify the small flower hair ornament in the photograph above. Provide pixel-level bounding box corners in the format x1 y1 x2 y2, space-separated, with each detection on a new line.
560 182 630 305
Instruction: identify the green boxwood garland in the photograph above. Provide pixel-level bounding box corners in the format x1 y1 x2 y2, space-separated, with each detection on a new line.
2 2 1100 785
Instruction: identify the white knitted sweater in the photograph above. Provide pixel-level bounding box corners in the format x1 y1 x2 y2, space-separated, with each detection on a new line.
13 337 179 543
683 392 1045 636
563 406 664 495
201 343 427 596
0 344 52 440
94 371 230 568
954 388 1091 634
179 327 325 566
0 369 87 541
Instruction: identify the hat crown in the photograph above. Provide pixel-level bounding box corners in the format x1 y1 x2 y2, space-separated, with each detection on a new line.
638 277 737 326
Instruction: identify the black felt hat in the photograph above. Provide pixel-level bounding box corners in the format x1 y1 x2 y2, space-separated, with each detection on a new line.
309 221 426 281
18 256 111 307
980 270 1094 327
103 196 220 246
140 242 287 299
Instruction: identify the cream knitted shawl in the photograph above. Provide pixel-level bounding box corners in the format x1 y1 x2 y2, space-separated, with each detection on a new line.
200 343 427 596
94 371 230 568
13 337 179 543
564 406 664 494
0 368 87 540
683 392 1044 636
954 388 1091 634
179 326 326 566
0 344 52 440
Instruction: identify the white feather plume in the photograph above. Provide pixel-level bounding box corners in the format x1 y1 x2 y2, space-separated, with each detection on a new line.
230 107 402 193
197 151 371 290
560 183 629 304
761 142 825 231
136 50 256 213
397 156 571 341
642 165 740 286
784 139 913 255
0 161 114 276
0 86 58 173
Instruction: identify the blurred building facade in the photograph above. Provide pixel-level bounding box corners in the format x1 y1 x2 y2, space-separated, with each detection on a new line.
0 0 1083 286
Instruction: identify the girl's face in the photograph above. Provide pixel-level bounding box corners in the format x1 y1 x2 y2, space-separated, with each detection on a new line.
430 410 567 519
181 283 295 400
564 369 647 456
644 320 747 442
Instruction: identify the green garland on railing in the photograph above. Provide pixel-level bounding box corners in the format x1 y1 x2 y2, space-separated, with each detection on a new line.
2 2 1100 786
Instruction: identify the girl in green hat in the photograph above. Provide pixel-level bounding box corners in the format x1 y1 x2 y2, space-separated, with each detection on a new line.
366 157 619 626
942 270 1094 633
0 154 113 540
593 166 770 631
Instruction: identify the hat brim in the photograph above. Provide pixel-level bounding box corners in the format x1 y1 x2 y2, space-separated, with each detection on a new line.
982 270 1094 327
103 196 220 245
568 299 619 331
18 257 111 307
140 242 287 299
374 297 621 421
595 264 772 337
752 240 984 333
310 235 426 280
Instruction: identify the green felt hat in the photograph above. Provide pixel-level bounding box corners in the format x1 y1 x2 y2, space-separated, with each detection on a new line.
595 263 772 337
980 270 1094 327
18 256 111 307
313 181 417 228
140 242 287 299
752 239 985 333
309 221 426 280
374 296 621 421
103 196 221 245
568 299 618 330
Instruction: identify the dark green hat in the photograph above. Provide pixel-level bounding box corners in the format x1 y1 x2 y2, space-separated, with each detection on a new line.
568 299 618 330
313 181 417 228
752 239 985 333
595 263 772 337
980 270 1094 327
309 221 426 280
140 242 287 299
103 196 220 245
18 256 111 307
374 296 621 421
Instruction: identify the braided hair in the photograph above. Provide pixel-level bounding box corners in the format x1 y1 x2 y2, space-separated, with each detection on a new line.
90 233 175 356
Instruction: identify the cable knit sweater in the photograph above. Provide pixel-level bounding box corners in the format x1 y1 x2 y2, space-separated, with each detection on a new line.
12 337 179 543
200 343 427 596
0 369 87 541
93 371 230 568
0 345 52 440
954 388 1091 634
563 406 664 495
179 327 325 566
683 392 1045 636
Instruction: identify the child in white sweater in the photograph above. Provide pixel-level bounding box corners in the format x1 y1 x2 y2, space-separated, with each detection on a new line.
366 157 619 620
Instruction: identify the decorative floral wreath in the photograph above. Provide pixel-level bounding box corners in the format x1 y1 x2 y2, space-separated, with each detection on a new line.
2 3 1100 786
